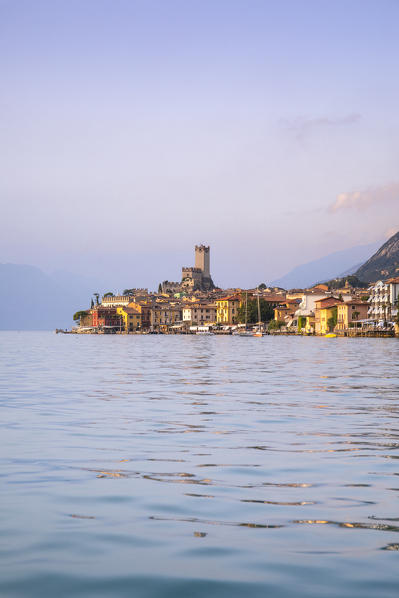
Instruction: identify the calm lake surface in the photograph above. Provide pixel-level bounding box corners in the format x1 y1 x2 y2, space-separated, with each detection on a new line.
1 331 399 598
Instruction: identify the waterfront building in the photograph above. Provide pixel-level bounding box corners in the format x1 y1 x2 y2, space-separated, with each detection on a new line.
116 306 141 332
293 293 329 331
150 304 182 331
314 297 343 335
367 278 399 322
182 303 217 326
90 306 121 330
128 301 152 329
273 299 301 325
336 301 369 331
216 295 240 325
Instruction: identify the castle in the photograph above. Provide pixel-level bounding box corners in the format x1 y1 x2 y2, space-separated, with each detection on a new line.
160 245 215 293
181 245 215 291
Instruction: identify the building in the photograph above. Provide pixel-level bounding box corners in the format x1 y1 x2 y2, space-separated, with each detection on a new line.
181 245 215 291
182 303 217 325
90 306 121 331
273 299 301 325
336 301 369 331
128 301 152 330
116 306 141 332
101 292 148 307
292 293 329 332
160 281 182 294
216 295 240 325
367 278 399 323
314 297 343 335
150 304 182 331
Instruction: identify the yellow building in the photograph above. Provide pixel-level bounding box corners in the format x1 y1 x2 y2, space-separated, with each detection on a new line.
336 301 368 331
150 304 182 330
116 306 141 332
314 298 342 335
216 295 240 325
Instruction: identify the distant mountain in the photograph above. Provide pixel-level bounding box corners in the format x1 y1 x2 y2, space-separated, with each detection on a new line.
0 263 97 330
354 231 399 282
271 241 381 290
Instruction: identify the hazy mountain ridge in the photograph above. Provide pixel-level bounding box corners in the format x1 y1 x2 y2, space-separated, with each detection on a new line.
0 263 97 330
354 231 399 282
271 241 381 289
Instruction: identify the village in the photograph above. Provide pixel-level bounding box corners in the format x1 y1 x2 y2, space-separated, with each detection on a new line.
70 245 399 337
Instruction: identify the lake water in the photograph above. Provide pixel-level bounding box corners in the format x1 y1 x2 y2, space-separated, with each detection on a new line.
1 331 399 597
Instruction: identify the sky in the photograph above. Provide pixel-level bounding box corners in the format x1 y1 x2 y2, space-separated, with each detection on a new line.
1 0 398 289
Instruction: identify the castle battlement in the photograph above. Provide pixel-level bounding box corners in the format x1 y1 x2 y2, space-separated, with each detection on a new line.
182 267 202 273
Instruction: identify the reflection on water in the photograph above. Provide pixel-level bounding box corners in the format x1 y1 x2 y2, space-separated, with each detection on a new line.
1 332 399 598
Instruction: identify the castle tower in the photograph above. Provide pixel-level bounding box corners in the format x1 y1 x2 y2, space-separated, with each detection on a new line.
195 245 210 277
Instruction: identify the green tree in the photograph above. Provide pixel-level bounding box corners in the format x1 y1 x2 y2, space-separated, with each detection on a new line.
93 293 100 305
325 275 368 290
73 310 89 323
268 319 284 330
123 289 134 296
258 283 267 290
103 292 114 297
158 283 162 294
327 307 338 331
297 316 305 332
90 299 94 309
237 299 275 324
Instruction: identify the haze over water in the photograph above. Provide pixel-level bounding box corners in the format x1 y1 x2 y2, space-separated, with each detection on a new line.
1 332 399 597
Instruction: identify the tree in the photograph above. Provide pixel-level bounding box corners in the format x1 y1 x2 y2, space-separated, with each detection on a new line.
93 293 100 305
90 299 94 308
268 319 284 330
325 275 368 290
297 316 305 332
237 299 275 324
103 292 114 297
352 311 360 321
73 310 89 323
327 307 338 332
158 283 162 294
123 289 134 296
258 283 267 290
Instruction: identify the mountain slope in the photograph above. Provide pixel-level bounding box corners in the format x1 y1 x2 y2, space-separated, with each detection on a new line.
354 231 399 282
271 241 380 289
0 263 93 330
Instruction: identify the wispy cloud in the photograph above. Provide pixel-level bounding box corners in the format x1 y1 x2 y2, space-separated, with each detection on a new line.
282 113 361 141
330 182 399 213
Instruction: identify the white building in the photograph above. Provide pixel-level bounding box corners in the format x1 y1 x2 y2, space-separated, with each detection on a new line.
367 278 399 322
182 303 217 325
294 293 330 318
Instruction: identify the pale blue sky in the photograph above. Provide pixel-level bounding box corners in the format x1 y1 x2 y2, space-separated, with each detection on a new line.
1 0 398 288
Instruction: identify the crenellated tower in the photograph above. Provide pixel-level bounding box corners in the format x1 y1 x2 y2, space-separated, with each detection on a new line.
195 245 210 277
181 244 215 291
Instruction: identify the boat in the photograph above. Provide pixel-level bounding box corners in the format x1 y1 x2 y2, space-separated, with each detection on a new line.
238 292 254 336
253 290 264 337
196 330 214 336
324 333 337 338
